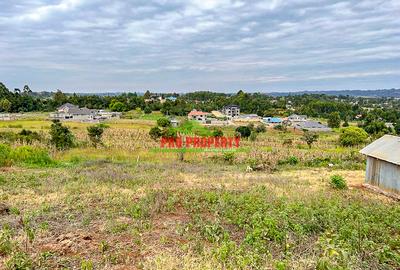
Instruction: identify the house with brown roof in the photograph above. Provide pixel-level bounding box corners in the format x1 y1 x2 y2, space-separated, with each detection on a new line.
188 109 209 123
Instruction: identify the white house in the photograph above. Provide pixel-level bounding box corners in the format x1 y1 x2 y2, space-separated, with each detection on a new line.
288 114 307 122
50 103 120 122
188 109 209 123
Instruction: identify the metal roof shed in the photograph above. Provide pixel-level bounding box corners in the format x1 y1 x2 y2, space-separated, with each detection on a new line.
360 135 400 193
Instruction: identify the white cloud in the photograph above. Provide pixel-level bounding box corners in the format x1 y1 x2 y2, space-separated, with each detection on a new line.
1 0 399 91
17 0 85 21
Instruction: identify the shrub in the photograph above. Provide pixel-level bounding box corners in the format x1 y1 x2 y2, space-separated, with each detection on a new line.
249 132 258 142
235 126 251 138
223 152 235 164
274 124 287 132
0 144 12 167
17 129 41 144
255 124 266 133
282 138 293 146
149 127 162 140
0 132 17 143
157 117 171 128
11 146 54 166
144 106 152 114
278 156 299 166
301 131 319 148
87 125 104 147
339 127 368 147
287 156 299 165
330 175 347 189
49 120 74 150
212 129 224 137
0 227 13 256
5 251 32 270
162 127 177 138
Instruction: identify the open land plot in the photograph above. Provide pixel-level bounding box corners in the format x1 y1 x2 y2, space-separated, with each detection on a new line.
0 115 399 270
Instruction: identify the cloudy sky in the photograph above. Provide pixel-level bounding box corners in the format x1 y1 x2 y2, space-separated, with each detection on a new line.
0 0 399 93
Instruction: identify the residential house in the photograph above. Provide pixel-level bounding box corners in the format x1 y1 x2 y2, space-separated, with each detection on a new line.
360 135 400 193
263 117 282 124
292 121 331 132
221 105 240 119
288 114 307 122
0 113 14 121
188 109 209 122
50 103 119 122
171 119 180 127
234 114 262 123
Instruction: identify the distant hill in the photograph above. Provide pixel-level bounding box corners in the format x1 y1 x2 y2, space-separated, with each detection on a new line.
268 89 400 97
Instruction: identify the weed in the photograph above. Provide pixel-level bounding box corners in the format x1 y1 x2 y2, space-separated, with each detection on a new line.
5 251 32 270
330 175 347 189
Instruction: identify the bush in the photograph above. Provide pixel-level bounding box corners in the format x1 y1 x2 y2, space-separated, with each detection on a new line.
274 124 287 132
255 124 266 133
212 129 224 137
144 106 152 114
17 129 42 144
249 132 258 142
301 131 319 148
287 156 299 165
5 251 32 270
162 127 177 138
87 125 104 147
49 120 74 150
278 156 299 166
0 144 12 167
235 126 251 138
157 117 171 128
149 127 162 140
223 152 235 164
11 146 54 166
339 127 368 147
330 175 347 189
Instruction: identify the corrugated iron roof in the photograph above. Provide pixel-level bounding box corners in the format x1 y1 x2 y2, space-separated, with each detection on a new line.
360 135 400 165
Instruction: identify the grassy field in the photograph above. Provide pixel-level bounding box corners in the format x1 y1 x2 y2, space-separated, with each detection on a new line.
0 114 399 269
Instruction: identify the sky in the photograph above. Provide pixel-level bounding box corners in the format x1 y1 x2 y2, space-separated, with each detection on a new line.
0 0 399 93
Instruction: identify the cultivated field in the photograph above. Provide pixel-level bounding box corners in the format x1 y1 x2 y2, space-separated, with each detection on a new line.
0 113 399 270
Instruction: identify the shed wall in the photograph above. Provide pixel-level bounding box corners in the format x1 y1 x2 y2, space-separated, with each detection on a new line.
366 156 400 193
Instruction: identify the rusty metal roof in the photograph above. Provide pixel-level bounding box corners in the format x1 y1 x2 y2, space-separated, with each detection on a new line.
360 135 400 165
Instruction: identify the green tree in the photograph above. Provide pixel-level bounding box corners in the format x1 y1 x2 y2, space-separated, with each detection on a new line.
144 90 151 99
327 112 341 128
0 98 11 112
53 90 67 106
395 122 400 135
144 106 152 114
87 125 105 147
49 120 74 150
364 121 390 135
339 126 368 147
109 100 127 112
301 131 319 148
